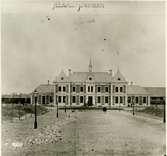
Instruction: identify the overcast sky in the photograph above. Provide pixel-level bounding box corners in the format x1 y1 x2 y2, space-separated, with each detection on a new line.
1 1 165 94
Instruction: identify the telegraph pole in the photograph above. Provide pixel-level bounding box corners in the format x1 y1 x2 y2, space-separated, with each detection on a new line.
163 97 166 123
34 90 38 129
70 82 72 112
18 94 21 120
132 96 135 116
53 81 58 118
56 88 58 118
56 85 58 118
12 94 14 122
65 101 67 113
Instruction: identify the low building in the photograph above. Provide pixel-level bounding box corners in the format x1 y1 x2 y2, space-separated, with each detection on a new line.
144 87 165 105
1 94 31 104
127 85 150 107
31 84 54 105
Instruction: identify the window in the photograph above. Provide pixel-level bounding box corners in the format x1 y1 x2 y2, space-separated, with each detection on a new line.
88 86 90 92
63 96 66 103
91 86 93 92
143 97 146 103
118 78 121 81
80 96 83 103
120 96 123 103
115 87 118 92
63 86 66 92
58 96 61 103
73 96 76 103
98 96 101 103
98 87 101 92
58 86 61 92
50 96 53 103
105 87 109 92
46 95 49 104
115 96 118 104
139 96 142 105
135 97 138 103
160 97 163 100
80 86 83 92
61 77 64 80
105 97 108 103
120 87 123 92
89 77 92 81
73 87 76 92
128 97 131 103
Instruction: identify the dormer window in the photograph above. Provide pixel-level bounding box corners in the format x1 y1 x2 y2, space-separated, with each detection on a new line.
61 77 64 80
118 78 121 81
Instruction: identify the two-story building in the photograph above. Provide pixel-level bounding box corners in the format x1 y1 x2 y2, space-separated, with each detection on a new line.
31 60 165 107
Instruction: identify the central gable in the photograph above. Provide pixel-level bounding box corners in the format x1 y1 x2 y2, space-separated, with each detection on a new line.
55 70 69 82
112 70 126 82
86 73 95 82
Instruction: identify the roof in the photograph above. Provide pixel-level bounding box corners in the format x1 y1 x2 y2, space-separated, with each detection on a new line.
69 72 113 82
54 70 70 82
54 67 127 83
35 84 54 93
2 94 31 98
127 85 150 95
112 69 126 82
144 87 166 97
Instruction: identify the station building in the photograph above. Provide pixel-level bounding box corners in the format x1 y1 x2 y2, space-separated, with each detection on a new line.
31 60 165 107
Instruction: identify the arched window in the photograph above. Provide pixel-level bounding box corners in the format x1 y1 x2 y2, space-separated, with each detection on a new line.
115 87 119 92
88 86 90 92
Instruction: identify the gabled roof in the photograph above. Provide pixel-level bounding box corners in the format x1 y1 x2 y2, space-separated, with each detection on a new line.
2 94 13 98
69 72 112 82
35 84 54 93
69 72 88 82
2 94 31 98
144 87 166 97
127 85 150 95
112 69 126 82
54 70 69 82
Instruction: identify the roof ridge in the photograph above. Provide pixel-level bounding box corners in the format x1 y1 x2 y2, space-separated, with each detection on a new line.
39 84 53 86
144 87 165 88
128 85 141 87
73 71 109 73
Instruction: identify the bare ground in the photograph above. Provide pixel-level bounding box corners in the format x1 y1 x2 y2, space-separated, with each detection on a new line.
2 109 166 156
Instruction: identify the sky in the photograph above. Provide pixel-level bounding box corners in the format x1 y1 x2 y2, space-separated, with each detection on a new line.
1 1 165 94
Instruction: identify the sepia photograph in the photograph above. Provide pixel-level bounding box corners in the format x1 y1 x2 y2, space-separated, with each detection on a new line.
1 0 166 156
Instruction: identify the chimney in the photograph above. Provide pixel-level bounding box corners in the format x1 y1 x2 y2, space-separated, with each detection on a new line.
48 80 49 85
109 69 112 76
68 69 72 76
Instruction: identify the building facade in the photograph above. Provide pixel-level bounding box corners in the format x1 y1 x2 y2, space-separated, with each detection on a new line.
2 61 165 106
29 60 165 107
51 60 130 107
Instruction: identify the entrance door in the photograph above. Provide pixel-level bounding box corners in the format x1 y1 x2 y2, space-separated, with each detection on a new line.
42 96 45 104
88 96 93 106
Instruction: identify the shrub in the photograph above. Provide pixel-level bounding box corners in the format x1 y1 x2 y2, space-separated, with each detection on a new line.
2 104 48 120
103 107 107 112
138 106 164 117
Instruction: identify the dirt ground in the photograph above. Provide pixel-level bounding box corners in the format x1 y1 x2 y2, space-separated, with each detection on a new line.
2 109 166 156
